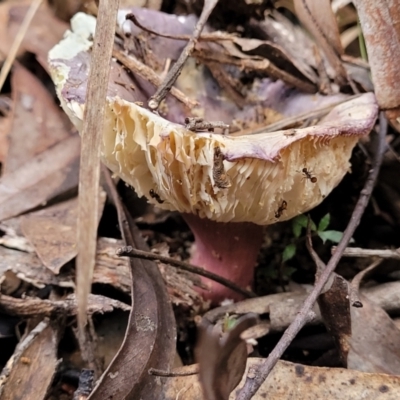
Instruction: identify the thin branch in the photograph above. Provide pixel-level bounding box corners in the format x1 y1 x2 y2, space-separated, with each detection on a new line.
76 0 120 330
112 46 197 109
236 113 387 400
148 0 219 110
333 246 400 260
148 365 199 377
349 259 383 307
116 246 257 299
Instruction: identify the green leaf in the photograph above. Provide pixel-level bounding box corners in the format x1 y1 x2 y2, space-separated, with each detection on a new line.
318 213 330 232
318 230 343 244
282 243 297 262
292 218 303 238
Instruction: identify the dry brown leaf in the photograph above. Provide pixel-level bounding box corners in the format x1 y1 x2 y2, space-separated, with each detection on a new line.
164 359 400 399
0 320 60 399
353 0 400 122
87 181 176 399
294 0 347 85
196 314 258 400
319 274 400 374
4 63 72 173
20 194 106 274
0 134 80 221
2 2 68 71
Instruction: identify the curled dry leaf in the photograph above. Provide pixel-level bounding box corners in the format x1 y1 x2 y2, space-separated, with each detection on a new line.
87 172 176 399
196 313 258 400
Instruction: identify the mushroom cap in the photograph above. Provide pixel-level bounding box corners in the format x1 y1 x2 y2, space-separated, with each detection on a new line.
48 13 379 225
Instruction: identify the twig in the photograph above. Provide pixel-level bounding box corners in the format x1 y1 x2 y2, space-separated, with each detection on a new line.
125 13 235 42
76 0 120 331
236 113 387 400
112 46 198 109
116 246 256 299
333 246 400 260
349 259 382 307
0 0 43 92
148 365 199 377
148 0 219 110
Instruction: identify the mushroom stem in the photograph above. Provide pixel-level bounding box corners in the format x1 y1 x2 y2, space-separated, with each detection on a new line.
183 214 264 304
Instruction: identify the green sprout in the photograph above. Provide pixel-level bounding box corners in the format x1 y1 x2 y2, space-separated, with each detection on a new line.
283 213 345 263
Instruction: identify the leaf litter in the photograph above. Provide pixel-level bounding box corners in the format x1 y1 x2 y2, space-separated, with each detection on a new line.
1 0 400 399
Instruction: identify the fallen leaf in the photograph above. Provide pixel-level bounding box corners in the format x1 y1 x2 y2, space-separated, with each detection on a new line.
87 178 177 399
0 134 80 221
20 194 106 274
164 359 400 399
4 64 72 174
319 273 400 374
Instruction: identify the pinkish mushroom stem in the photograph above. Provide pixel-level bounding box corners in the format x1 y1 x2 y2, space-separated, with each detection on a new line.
183 213 264 304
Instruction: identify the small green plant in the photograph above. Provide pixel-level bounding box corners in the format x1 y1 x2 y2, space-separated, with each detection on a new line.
283 213 344 263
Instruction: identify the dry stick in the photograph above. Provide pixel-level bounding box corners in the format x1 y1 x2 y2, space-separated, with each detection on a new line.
236 113 387 400
334 246 400 260
0 0 43 92
112 47 197 109
76 0 120 330
148 0 219 110
117 246 256 299
349 259 383 307
148 365 199 377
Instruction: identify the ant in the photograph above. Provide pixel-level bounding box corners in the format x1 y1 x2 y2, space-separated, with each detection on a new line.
301 168 317 183
275 200 287 219
149 189 164 204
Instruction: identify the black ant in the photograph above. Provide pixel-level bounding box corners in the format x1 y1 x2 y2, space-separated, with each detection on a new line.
302 168 317 183
275 200 287 219
149 189 164 204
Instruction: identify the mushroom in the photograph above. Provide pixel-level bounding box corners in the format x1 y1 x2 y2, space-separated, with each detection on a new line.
48 12 379 303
